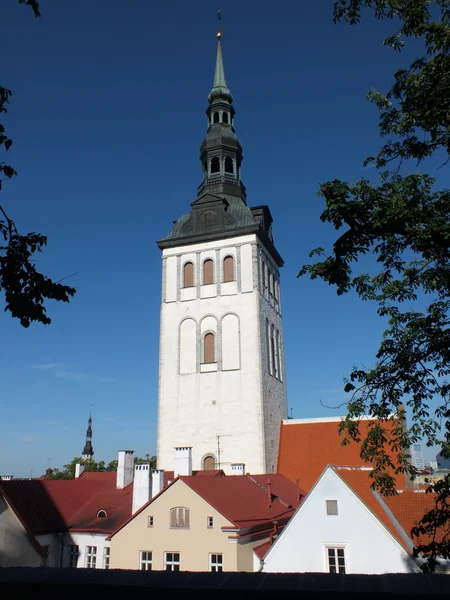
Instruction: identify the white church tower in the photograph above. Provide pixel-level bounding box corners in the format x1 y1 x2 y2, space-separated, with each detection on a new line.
156 30 287 475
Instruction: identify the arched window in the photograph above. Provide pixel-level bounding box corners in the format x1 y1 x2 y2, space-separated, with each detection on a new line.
203 259 214 285
97 510 107 519
222 112 229 124
211 156 220 174
269 272 274 295
183 262 194 288
203 456 215 470
213 112 220 124
203 333 215 363
224 156 234 174
170 507 190 528
223 255 235 282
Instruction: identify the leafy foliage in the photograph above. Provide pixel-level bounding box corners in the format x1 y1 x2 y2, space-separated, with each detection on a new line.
0 1 75 327
47 455 157 480
300 0 450 569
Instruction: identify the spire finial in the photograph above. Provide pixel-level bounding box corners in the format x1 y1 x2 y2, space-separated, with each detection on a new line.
217 9 223 39
208 10 233 104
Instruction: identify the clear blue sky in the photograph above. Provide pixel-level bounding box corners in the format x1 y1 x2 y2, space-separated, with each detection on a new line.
1 1 446 477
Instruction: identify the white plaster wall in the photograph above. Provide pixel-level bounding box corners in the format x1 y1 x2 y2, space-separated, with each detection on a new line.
222 313 240 371
60 532 110 569
0 496 42 567
158 234 269 474
261 469 416 574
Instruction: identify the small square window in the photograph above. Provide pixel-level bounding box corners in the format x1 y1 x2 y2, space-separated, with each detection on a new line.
207 516 214 528
326 500 338 516
148 516 154 527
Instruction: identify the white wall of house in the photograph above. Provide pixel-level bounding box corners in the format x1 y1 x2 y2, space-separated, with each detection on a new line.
157 233 287 475
36 532 110 569
0 496 42 567
259 468 418 575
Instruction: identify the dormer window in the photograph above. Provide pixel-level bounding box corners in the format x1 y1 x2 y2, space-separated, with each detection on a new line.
97 510 107 519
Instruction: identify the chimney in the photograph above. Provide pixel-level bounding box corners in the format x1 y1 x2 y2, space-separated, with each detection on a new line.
152 469 165 498
174 447 192 477
267 479 273 508
231 463 246 475
117 450 134 489
75 464 85 479
132 464 152 514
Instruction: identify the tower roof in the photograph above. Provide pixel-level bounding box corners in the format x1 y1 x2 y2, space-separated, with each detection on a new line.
208 35 233 104
82 410 94 458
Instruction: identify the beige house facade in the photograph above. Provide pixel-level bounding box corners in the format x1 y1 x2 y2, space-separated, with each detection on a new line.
110 478 263 571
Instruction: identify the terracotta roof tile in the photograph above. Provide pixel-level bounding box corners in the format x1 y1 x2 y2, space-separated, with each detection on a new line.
384 490 442 546
277 418 405 492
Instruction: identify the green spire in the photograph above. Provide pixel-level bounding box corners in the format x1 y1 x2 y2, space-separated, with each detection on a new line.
213 38 227 88
208 34 233 104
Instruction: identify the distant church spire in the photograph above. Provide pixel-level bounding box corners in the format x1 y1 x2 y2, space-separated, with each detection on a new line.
82 410 94 460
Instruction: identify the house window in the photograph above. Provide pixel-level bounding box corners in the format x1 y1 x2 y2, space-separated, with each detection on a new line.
164 552 181 571
140 551 152 571
68 545 79 568
326 500 338 516
183 262 194 288
209 553 223 572
104 547 110 569
203 333 215 364
207 516 214 528
170 507 190 528
327 548 346 574
86 546 97 569
211 156 220 173
203 259 214 285
41 545 49 567
204 455 215 470
223 255 234 282
148 516 154 527
224 156 234 174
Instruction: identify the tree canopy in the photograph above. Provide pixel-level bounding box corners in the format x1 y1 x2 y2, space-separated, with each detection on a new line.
1 0 75 326
300 0 450 570
47 455 157 480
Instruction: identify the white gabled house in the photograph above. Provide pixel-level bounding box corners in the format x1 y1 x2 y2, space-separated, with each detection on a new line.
255 465 421 574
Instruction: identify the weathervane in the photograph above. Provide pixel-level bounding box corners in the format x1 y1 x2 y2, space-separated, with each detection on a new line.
217 9 224 38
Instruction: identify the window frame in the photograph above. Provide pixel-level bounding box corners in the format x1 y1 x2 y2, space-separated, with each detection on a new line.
170 507 190 529
209 553 223 572
207 516 214 528
164 551 181 571
326 500 338 516
203 258 214 285
202 332 216 364
85 545 97 569
103 547 110 570
68 544 79 568
140 550 153 571
223 255 235 283
148 515 154 527
326 547 346 574
183 261 194 288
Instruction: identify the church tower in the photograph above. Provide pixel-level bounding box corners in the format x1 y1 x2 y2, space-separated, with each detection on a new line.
81 411 94 461
156 30 287 475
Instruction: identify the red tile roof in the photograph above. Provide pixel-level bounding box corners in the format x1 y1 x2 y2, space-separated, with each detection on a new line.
181 474 305 530
277 417 405 492
0 472 132 536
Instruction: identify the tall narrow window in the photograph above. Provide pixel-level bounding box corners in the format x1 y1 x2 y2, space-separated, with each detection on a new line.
203 333 215 364
213 112 220 124
103 547 110 569
224 156 234 174
327 548 346 574
86 546 97 569
183 262 194 288
203 259 214 285
211 156 220 173
223 256 235 282
222 112 229 124
68 545 79 568
140 551 152 571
